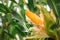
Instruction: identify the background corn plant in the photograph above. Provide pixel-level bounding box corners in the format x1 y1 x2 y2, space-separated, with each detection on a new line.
0 0 60 40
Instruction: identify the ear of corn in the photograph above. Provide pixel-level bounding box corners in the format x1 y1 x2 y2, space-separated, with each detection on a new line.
26 10 44 26
26 10 49 39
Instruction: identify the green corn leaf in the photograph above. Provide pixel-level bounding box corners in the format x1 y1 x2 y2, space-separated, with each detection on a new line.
47 0 60 27
8 19 26 37
27 0 37 13
0 3 11 13
10 0 17 4
8 25 17 37
11 19 25 31
27 0 40 16
47 0 59 18
9 1 14 9
20 8 26 22
19 0 24 8
10 9 24 25
4 30 15 39
26 23 33 29
40 7 56 39
18 0 27 22
47 0 60 40
27 0 36 12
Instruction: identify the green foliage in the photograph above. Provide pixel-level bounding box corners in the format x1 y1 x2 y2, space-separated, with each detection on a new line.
0 4 11 13
0 0 60 40
41 7 56 39
0 0 27 40
47 0 60 40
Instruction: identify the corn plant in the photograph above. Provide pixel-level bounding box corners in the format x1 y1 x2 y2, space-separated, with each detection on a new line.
0 0 60 40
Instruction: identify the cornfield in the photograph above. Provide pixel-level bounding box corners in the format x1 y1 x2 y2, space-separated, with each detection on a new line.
0 0 60 40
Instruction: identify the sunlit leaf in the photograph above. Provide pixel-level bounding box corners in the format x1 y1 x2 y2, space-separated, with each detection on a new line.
0 3 11 13
10 0 17 4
